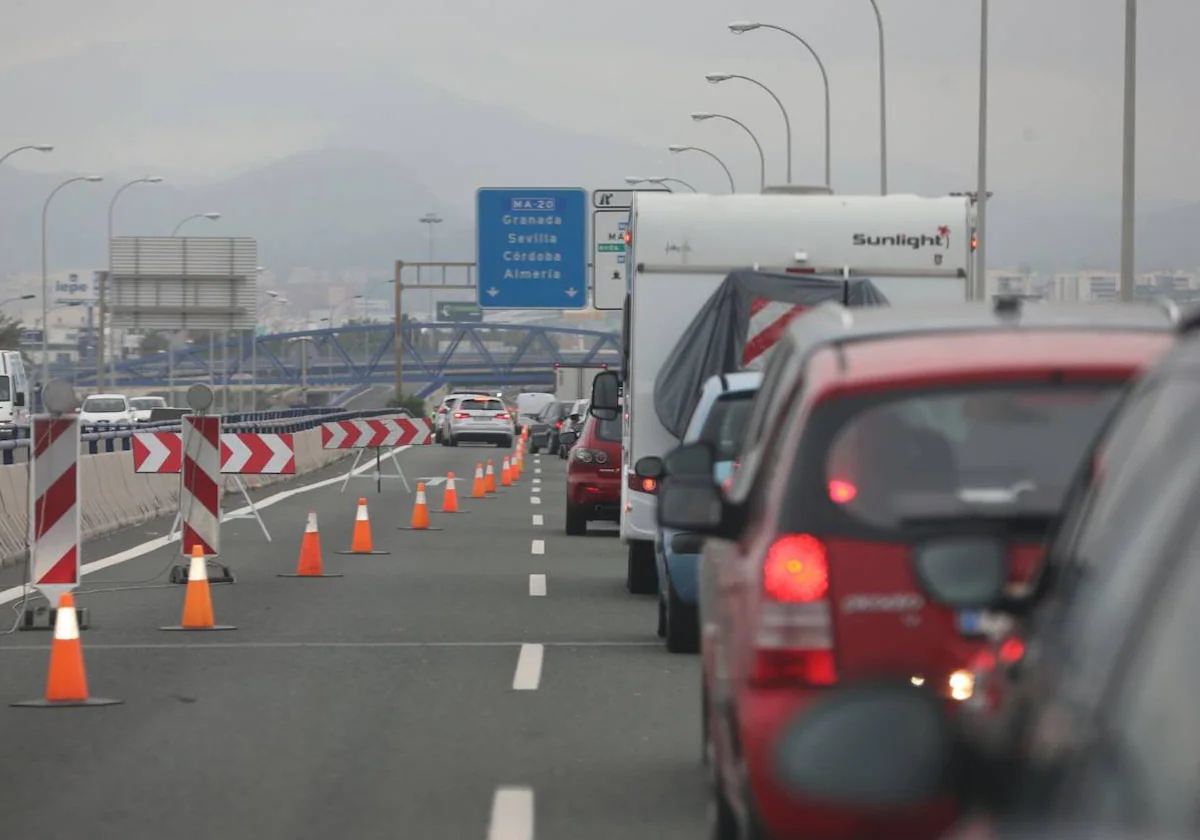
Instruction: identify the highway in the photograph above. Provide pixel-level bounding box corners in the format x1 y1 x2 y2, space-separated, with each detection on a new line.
0 443 705 839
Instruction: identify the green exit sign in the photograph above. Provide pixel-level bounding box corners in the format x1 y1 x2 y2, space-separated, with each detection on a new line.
597 243 625 252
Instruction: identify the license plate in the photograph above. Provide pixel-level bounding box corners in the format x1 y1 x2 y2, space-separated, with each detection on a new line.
957 610 983 634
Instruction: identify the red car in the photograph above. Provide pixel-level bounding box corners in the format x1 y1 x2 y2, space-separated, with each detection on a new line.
563 411 623 535
651 298 1176 840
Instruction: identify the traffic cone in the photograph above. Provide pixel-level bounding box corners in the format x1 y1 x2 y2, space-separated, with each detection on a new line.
11 593 122 708
485 460 498 494
399 481 443 530
471 462 487 498
161 545 237 631
501 456 513 487
441 472 466 514
336 498 389 555
279 512 343 578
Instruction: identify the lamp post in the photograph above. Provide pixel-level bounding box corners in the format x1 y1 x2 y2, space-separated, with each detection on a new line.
1119 0 1137 301
41 175 103 386
705 73 793 184
418 213 443 316
248 281 280 412
727 22 831 188
868 0 888 194
0 145 53 171
691 112 766 191
102 176 163 389
975 0 990 301
667 145 736 193
362 278 395 361
625 176 697 192
0 294 35 307
170 212 220 236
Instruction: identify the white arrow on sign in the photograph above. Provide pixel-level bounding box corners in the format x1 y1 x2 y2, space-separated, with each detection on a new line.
136 434 173 473
222 434 253 473
324 423 348 448
564 288 578 297
487 287 499 297
258 435 294 473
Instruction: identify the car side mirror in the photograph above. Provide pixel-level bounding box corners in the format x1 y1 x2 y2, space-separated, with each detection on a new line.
589 370 620 420
664 441 716 477
658 476 727 534
634 456 664 479
559 430 578 446
14 393 24 407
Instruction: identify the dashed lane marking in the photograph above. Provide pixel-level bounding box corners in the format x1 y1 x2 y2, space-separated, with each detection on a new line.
512 643 544 690
532 514 544 526
531 539 545 555
529 574 547 596
487 787 534 840
530 496 541 504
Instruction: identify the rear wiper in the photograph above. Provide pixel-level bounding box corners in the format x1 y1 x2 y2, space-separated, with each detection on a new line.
957 481 1037 505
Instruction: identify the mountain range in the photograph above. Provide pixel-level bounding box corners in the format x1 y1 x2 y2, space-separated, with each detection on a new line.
0 39 1196 278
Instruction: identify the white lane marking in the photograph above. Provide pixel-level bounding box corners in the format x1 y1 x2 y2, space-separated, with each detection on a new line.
528 574 546 596
512 644 544 690
0 641 660 651
534 468 542 475
531 539 545 555
415 476 447 486
532 514 543 526
530 496 541 505
487 787 534 840
532 478 541 485
0 446 413 607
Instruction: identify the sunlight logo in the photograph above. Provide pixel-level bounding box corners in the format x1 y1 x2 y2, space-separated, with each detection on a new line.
852 227 950 250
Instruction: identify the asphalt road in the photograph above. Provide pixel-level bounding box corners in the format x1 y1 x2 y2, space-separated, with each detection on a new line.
0 441 705 839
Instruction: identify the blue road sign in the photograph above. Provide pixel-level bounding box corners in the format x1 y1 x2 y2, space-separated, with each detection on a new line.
476 187 588 310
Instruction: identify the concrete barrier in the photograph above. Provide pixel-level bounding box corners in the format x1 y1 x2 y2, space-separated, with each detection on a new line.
0 426 357 569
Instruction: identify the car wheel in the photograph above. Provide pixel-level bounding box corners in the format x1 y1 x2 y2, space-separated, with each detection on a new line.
656 595 666 638
665 580 700 654
565 502 587 536
446 434 458 447
434 429 443 444
503 437 513 449
625 541 658 595
529 442 540 454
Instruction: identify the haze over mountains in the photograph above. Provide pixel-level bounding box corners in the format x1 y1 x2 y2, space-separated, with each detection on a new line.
0 40 1195 279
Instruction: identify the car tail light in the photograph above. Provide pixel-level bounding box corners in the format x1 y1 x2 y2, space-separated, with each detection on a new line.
555 420 563 430
437 407 448 414
495 412 510 420
572 448 609 465
828 479 857 503
453 411 470 419
751 534 836 687
627 472 657 494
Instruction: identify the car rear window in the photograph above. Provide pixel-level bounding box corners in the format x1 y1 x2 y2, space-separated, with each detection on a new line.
806 383 1126 532
698 391 755 462
592 413 621 442
460 399 504 411
82 398 126 413
0 375 9 401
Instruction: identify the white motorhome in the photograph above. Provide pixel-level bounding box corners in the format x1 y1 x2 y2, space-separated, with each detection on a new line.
0 350 30 438
614 192 975 589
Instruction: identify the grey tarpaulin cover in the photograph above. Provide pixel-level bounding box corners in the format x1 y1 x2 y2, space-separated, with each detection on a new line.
654 269 890 439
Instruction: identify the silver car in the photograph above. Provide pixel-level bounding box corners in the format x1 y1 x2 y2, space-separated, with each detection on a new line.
443 395 515 448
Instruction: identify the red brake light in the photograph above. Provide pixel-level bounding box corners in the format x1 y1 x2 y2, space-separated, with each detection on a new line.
764 535 829 603
828 479 857 503
496 412 510 420
998 637 1025 664
555 420 563 429
453 412 470 419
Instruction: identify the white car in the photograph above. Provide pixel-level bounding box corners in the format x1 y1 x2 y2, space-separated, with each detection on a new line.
79 393 135 426
434 392 487 444
129 396 168 423
443 395 514 448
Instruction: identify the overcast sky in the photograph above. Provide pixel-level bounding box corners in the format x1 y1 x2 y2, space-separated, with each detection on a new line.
1 0 1196 201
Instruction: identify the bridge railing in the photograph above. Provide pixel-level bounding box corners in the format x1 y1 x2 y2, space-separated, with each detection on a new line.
0 406 415 465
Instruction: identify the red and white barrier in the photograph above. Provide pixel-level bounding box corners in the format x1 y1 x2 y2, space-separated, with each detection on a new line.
321 416 432 449
133 431 295 475
29 415 81 605
180 416 221 557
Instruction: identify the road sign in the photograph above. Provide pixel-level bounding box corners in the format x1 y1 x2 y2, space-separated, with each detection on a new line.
320 416 433 448
180 415 220 557
29 415 81 605
436 301 483 322
19 329 43 343
134 431 296 474
476 187 588 310
590 187 669 310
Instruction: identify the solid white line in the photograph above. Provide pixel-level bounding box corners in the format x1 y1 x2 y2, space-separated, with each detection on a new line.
512 643 544 690
531 539 544 555
487 787 534 840
529 574 546 596
0 446 412 607
530 496 541 505
532 514 543 526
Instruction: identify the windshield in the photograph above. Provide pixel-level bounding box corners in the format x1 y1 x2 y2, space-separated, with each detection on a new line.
699 392 756 462
131 398 165 410
820 384 1124 528
0 375 9 402
82 398 127 413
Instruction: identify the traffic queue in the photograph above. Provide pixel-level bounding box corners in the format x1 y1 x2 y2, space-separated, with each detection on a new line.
556 290 1184 840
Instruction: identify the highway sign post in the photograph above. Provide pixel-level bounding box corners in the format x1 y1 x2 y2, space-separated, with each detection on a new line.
476 187 588 310
591 188 669 310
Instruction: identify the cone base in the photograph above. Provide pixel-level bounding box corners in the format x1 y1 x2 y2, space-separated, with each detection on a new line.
334 549 390 555
11 697 123 708
398 526 444 531
277 573 344 578
159 624 238 631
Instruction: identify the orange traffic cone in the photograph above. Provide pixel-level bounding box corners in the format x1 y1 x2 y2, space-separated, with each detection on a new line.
485 460 497 494
161 545 237 631
471 462 487 498
336 498 389 555
441 472 466 514
399 481 443 530
11 593 122 708
280 512 343 578
501 456 513 487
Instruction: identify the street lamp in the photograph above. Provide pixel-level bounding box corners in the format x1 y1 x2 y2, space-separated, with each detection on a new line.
625 176 697 193
727 22 831 188
1119 0 1137 300
41 175 103 385
975 0 990 301
419 213 443 261
0 294 36 307
706 73 793 184
668 145 736 193
691 112 766 192
171 212 220 236
102 176 163 388
624 176 672 193
868 0 888 194
0 145 53 171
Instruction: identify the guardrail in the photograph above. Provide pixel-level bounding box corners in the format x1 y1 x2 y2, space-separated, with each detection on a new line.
0 406 415 465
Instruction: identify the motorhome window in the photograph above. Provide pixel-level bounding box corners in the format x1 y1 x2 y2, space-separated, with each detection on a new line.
699 392 756 462
0 376 9 401
82 398 127 413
